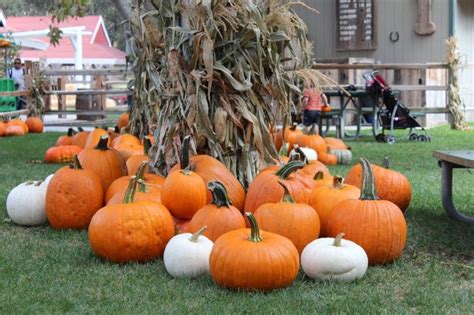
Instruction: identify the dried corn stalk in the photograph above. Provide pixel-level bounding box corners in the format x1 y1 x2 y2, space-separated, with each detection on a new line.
446 36 467 130
128 0 320 187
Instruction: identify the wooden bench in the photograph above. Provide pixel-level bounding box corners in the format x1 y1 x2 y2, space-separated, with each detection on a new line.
432 150 474 224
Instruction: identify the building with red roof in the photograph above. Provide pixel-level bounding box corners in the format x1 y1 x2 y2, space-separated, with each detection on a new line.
0 14 126 67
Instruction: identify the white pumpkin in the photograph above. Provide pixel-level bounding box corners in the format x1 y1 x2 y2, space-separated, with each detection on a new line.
6 180 48 226
163 226 213 278
290 146 318 162
42 174 54 187
301 233 368 282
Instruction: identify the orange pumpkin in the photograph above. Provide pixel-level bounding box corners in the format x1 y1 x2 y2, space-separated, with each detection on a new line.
295 124 326 156
126 138 151 175
254 182 320 254
308 176 360 236
55 128 76 146
173 217 191 234
188 181 245 241
244 161 309 213
327 158 407 265
313 171 333 189
46 156 104 229
345 157 412 212
78 136 127 191
72 127 90 148
117 112 129 130
25 117 44 133
0 121 6 136
44 145 83 163
105 172 164 204
88 176 174 263
161 163 207 219
84 127 110 149
321 104 332 112
324 137 350 150
274 123 303 152
4 125 25 136
209 213 299 291
7 119 29 134
318 151 338 165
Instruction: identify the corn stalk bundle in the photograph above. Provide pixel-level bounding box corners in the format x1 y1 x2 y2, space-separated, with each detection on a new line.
128 0 320 186
446 36 467 130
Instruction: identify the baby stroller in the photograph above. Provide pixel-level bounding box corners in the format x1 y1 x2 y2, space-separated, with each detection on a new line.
363 71 431 144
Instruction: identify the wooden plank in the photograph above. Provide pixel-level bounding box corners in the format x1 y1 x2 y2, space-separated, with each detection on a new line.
44 110 126 116
45 89 132 96
0 90 30 97
44 68 132 76
313 63 449 70
320 84 447 91
0 109 30 118
433 150 474 168
44 119 117 127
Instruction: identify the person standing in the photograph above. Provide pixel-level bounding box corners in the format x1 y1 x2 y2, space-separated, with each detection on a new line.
302 83 328 126
8 57 26 109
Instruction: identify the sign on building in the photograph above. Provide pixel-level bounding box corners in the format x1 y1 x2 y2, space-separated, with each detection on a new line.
336 0 376 51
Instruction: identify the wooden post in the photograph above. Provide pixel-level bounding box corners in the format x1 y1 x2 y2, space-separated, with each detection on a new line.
57 76 66 118
95 75 106 117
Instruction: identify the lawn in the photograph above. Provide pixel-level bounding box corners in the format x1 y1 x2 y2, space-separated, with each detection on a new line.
0 126 473 314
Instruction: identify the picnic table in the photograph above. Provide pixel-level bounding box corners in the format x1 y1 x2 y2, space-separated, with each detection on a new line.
432 150 474 224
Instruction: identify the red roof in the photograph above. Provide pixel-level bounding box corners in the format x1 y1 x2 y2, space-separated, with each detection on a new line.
0 15 126 65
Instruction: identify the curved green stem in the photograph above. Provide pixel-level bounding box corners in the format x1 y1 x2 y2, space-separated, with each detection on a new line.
123 176 138 204
333 232 345 247
360 158 379 200
274 161 304 179
246 213 263 243
135 161 147 179
278 180 295 203
189 226 207 242
382 156 390 169
208 181 232 208
137 179 148 193
94 136 110 151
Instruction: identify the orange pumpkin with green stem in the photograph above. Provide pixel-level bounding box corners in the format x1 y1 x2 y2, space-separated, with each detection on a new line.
309 176 360 236
55 128 76 146
72 127 90 148
254 181 320 254
84 127 110 148
78 136 127 191
327 158 407 265
126 138 151 174
88 175 174 263
188 181 245 241
209 213 299 291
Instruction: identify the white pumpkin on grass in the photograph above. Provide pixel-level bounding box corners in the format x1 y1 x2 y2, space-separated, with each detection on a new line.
163 226 213 278
301 233 368 282
6 180 48 226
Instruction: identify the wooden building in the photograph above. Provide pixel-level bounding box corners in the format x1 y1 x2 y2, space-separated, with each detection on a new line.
295 0 474 125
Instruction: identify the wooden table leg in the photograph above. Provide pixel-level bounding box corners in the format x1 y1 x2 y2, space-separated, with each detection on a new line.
440 161 474 224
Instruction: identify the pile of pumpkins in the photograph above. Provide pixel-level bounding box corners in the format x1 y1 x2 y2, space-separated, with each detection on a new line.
0 117 44 137
272 123 352 165
6 119 412 292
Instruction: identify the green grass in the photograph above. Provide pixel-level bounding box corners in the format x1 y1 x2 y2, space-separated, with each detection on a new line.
1 128 473 314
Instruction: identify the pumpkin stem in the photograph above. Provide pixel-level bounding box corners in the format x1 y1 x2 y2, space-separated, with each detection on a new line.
246 213 263 243
34 180 43 186
289 152 301 163
180 135 191 170
137 179 148 193
278 181 295 203
135 162 148 192
333 232 345 247
313 170 324 181
382 156 390 169
289 122 297 131
66 128 75 137
25 180 35 185
333 176 344 189
278 142 289 158
274 161 304 179
208 181 232 208
144 138 152 155
78 127 84 132
294 145 310 165
360 158 379 200
123 176 138 204
189 226 207 242
71 155 83 170
94 136 110 151
114 125 120 133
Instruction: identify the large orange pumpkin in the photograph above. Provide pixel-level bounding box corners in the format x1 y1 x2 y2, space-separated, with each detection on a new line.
4 125 25 137
0 121 6 137
25 117 44 133
295 124 326 156
117 112 129 130
274 123 302 152
44 145 83 163
78 136 127 191
308 176 360 236
72 127 90 148
126 138 151 174
209 213 299 291
325 137 350 150
46 156 104 229
55 128 75 146
327 158 407 265
84 128 110 149
88 176 174 263
254 182 320 254
7 119 28 134
105 172 164 204
244 161 309 213
345 157 412 212
188 181 245 241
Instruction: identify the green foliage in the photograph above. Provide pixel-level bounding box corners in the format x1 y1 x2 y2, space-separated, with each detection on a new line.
0 127 473 313
0 32 21 76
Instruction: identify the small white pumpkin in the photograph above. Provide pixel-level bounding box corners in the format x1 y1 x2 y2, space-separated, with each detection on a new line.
42 174 54 187
6 180 48 226
163 226 213 278
290 146 318 162
301 233 368 282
